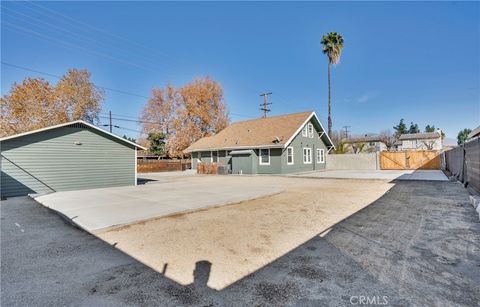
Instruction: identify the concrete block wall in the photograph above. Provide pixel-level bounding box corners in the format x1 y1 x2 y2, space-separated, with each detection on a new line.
326 153 379 170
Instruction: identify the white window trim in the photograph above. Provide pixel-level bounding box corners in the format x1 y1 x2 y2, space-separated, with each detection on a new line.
307 123 314 138
317 148 325 163
287 146 294 165
301 126 308 137
211 150 219 163
135 149 138 185
259 148 270 165
303 147 312 164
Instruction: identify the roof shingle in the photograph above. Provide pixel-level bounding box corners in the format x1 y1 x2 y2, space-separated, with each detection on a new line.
185 111 325 152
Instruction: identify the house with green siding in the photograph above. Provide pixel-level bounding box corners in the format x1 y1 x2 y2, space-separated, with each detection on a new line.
184 111 334 174
1 120 146 198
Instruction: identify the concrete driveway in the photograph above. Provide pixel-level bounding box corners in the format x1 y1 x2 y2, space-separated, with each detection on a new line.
291 169 448 181
33 175 283 232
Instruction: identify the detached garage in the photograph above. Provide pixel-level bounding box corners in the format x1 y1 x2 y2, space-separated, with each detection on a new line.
1 120 146 198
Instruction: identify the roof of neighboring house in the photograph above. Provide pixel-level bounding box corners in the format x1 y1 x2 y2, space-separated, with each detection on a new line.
398 131 441 140
184 111 334 152
347 135 385 143
468 126 480 139
0 120 147 150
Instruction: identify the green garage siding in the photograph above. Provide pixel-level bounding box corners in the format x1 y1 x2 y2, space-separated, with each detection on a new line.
1 124 136 198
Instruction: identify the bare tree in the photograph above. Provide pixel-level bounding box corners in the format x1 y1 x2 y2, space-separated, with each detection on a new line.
350 142 366 154
422 140 435 150
379 129 396 151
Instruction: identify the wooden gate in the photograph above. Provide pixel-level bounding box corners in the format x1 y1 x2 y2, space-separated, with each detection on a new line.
380 150 440 170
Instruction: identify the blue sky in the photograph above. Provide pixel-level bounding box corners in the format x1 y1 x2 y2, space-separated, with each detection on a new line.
2 1 479 142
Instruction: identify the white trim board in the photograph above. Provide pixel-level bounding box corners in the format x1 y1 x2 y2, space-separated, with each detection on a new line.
258 148 271 165
287 146 294 165
283 112 335 150
0 120 147 150
185 144 283 153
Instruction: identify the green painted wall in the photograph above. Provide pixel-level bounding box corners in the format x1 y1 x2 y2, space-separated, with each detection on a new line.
1 125 136 198
231 153 254 174
189 117 329 174
255 148 282 174
280 118 327 174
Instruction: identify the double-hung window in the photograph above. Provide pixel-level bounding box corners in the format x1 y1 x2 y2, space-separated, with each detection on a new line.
259 148 270 165
303 148 312 164
316 149 325 163
307 123 314 138
302 125 308 137
287 147 294 165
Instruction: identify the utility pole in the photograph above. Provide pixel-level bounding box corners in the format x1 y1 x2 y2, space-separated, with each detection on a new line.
109 111 112 133
259 92 272 118
342 125 351 140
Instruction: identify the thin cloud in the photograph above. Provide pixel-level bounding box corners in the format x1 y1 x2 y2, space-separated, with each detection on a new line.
356 92 379 103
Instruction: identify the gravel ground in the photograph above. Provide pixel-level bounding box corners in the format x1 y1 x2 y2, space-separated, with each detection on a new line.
98 178 393 290
2 180 479 306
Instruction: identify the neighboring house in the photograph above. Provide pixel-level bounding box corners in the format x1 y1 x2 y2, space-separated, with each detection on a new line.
184 111 335 174
346 135 387 153
396 130 443 150
1 120 146 198
467 126 480 142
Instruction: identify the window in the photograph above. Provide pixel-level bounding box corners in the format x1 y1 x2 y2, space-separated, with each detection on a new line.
302 125 308 137
287 147 294 165
259 148 270 165
316 149 325 163
211 151 218 163
369 142 375 146
307 123 314 138
303 148 312 164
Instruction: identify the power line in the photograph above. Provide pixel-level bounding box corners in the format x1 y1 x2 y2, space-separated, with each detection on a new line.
100 123 143 134
98 115 157 125
3 5 177 74
3 63 259 122
342 125 351 139
20 0 186 70
2 62 152 100
259 92 272 118
2 21 161 74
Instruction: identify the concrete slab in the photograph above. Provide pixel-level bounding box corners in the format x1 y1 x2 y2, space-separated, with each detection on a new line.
291 169 448 181
33 175 283 232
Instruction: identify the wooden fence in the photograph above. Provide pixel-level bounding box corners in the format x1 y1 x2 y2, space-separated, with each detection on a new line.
137 159 191 173
380 150 440 170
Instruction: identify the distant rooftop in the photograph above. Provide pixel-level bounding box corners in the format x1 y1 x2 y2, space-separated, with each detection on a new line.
348 135 384 143
399 131 441 140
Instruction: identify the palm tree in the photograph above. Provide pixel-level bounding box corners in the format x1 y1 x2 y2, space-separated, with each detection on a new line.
321 32 344 137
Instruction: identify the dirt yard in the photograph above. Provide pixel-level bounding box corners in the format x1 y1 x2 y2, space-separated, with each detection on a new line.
98 178 393 290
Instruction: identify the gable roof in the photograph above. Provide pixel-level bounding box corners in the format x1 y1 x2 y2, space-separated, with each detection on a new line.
398 131 441 140
184 111 334 153
0 120 147 150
